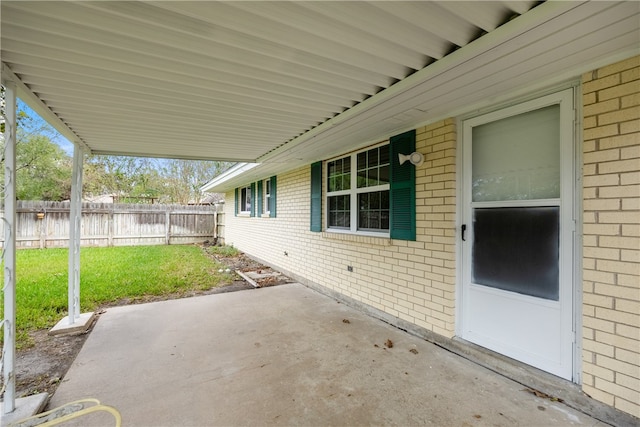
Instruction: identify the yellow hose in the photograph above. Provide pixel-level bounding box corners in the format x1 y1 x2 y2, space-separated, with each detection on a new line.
9 398 121 427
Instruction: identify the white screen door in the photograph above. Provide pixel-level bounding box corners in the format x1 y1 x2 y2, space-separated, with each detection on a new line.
461 89 575 380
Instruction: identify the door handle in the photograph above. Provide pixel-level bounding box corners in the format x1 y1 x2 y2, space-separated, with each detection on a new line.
461 224 467 241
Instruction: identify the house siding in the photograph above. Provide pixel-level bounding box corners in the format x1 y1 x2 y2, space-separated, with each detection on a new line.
223 119 458 338
222 55 639 420
581 55 640 418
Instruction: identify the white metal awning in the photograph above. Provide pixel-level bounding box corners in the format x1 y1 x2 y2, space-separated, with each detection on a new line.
2 1 639 189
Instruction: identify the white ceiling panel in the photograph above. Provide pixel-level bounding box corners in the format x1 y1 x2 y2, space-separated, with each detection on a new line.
1 0 637 176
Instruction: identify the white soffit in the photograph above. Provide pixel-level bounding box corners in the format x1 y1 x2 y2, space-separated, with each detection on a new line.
2 1 639 185
204 0 640 192
2 0 536 162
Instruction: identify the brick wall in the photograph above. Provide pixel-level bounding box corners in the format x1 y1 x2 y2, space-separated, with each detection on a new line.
581 55 640 417
222 59 640 419
224 119 458 338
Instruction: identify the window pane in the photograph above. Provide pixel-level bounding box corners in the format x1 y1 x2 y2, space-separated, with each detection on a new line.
472 206 559 300
359 211 369 229
369 211 380 229
327 146 389 233
357 170 367 188
368 168 379 186
338 195 347 210
328 157 350 192
472 105 560 202
359 192 368 210
338 212 350 227
241 187 251 212
368 149 378 167
328 195 350 229
370 191 380 208
381 211 389 229
358 146 389 188
379 146 389 165
358 152 366 170
342 174 350 191
379 165 390 185
358 190 390 231
381 189 389 206
264 180 271 213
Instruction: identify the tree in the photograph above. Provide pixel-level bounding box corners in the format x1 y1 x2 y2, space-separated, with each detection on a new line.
159 159 232 204
0 96 73 201
84 155 164 203
15 133 72 200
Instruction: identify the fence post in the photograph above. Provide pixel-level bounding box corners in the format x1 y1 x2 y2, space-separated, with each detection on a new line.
39 204 47 249
213 206 218 240
108 204 114 247
165 208 171 245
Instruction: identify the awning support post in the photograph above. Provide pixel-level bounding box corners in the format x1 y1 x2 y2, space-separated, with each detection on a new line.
2 80 17 414
67 145 83 324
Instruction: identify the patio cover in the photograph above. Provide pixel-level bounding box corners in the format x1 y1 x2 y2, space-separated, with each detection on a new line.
1 1 637 180
1 0 639 419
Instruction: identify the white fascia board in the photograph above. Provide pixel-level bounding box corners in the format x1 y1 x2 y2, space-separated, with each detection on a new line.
201 162 260 193
1 62 92 153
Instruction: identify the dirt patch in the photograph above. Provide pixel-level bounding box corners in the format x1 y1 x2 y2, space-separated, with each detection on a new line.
5 248 292 402
204 245 296 288
14 330 89 398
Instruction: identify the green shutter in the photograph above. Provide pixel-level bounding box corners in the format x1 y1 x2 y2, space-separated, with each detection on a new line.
257 180 263 216
270 176 277 218
250 182 256 217
310 162 322 232
234 187 239 216
389 130 416 241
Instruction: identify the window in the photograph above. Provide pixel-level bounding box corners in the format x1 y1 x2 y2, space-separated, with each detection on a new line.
310 130 416 240
236 176 276 218
240 185 251 213
326 144 390 234
263 178 271 215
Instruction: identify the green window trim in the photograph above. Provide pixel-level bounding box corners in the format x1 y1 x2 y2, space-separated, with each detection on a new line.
235 176 277 219
270 176 277 218
250 182 256 217
310 161 322 232
389 130 417 241
310 130 416 239
234 187 239 216
257 180 263 217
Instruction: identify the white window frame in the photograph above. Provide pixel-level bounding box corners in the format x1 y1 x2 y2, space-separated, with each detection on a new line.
325 142 390 237
240 185 251 214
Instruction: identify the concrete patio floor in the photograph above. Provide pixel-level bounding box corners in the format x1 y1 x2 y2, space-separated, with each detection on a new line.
48 283 606 426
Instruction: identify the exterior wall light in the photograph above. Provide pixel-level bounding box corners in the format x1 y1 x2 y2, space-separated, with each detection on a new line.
398 152 424 167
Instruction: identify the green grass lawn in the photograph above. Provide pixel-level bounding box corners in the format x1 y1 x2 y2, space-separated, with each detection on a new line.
1 245 235 348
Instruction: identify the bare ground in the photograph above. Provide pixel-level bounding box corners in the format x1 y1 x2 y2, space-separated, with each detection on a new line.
7 247 293 401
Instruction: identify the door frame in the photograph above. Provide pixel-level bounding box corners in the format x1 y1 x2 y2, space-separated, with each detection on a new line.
455 85 582 382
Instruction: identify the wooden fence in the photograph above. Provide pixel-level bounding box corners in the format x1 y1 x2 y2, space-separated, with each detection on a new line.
0 201 222 249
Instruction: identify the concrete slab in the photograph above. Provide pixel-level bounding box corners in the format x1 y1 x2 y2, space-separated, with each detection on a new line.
50 284 607 426
1 392 48 426
49 312 96 336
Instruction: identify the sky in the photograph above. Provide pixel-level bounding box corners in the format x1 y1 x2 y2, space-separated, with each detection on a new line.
18 98 75 155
